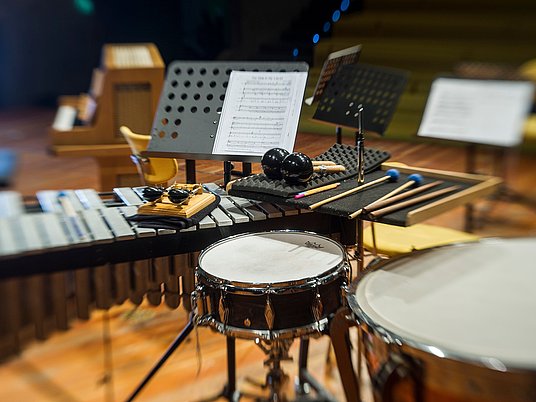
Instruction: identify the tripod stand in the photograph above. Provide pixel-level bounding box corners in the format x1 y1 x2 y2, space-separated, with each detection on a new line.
125 316 334 401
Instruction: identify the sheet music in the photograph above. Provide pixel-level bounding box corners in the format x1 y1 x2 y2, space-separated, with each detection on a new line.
418 77 534 147
212 71 308 156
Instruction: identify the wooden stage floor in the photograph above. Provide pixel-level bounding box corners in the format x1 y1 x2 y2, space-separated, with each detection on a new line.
1 108 535 401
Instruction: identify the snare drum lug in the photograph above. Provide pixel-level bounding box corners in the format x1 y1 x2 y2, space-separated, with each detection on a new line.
312 284 324 324
265 295 275 330
219 291 229 326
340 285 350 307
191 286 205 316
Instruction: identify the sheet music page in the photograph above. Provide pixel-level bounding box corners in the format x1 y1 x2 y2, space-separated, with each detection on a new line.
212 70 308 156
418 77 534 147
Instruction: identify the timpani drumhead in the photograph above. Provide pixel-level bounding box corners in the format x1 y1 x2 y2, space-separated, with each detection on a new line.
352 237 536 370
198 231 344 284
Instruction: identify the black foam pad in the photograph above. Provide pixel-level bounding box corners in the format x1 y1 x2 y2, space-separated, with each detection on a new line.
228 143 390 198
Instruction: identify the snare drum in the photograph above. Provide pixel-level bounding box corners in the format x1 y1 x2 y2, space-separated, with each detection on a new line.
349 238 536 402
194 231 349 340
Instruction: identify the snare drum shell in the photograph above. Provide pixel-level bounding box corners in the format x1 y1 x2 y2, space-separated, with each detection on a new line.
197 272 346 332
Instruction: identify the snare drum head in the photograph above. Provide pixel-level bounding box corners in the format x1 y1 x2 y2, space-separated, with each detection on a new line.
198 231 344 284
351 238 536 370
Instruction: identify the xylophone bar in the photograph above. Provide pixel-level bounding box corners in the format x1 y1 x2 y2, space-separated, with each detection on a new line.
0 184 356 278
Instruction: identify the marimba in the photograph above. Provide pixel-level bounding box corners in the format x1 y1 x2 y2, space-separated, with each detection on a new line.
0 184 356 358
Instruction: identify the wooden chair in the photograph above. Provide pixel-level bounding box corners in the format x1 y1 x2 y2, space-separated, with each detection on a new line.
119 126 178 186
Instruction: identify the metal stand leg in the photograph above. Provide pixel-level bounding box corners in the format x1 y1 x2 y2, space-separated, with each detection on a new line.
330 307 361 402
197 336 239 402
186 160 197 184
465 144 477 232
223 161 233 188
296 338 337 402
125 315 195 401
223 337 239 401
296 338 310 396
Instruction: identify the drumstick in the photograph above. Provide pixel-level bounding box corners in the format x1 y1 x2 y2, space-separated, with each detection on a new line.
348 174 426 219
309 169 400 210
313 164 346 173
294 182 341 199
312 160 336 166
369 185 460 219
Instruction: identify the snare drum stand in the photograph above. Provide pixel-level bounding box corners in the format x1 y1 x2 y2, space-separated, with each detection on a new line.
240 337 337 402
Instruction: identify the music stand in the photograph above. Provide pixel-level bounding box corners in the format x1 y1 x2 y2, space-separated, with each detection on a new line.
144 61 308 184
417 76 536 230
311 62 408 273
312 63 409 136
305 44 362 144
304 45 361 106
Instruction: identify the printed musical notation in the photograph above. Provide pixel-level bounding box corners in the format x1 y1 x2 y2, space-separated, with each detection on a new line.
418 77 534 147
212 70 308 156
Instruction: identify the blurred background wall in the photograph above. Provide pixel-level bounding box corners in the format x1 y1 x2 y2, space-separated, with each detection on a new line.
0 0 333 108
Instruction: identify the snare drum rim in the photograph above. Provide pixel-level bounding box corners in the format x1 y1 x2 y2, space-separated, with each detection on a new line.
197 315 330 340
348 238 536 374
197 230 348 291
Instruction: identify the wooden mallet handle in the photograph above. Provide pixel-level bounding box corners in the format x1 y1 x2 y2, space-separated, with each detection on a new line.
369 185 460 219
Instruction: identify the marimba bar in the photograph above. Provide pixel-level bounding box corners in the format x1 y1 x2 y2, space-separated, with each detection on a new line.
0 184 355 277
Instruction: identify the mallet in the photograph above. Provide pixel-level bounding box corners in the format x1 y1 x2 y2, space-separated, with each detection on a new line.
309 168 400 210
348 173 424 219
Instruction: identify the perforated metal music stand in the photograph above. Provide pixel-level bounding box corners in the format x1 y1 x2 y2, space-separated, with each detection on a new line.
145 61 309 163
312 63 409 135
304 44 362 106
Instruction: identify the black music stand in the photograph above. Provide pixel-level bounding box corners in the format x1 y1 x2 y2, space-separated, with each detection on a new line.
311 63 408 271
312 63 409 136
304 44 362 144
144 61 308 185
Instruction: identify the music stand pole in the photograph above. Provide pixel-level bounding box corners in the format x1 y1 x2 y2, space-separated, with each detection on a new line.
464 143 477 232
186 160 197 184
125 314 195 402
355 105 365 185
223 161 233 188
336 126 342 145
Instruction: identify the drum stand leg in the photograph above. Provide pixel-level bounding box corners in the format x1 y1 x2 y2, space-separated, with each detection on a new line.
249 338 293 401
330 307 361 402
196 336 240 402
219 337 240 402
124 314 195 402
295 338 338 402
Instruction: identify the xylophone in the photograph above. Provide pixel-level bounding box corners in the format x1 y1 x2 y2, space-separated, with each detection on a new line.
0 184 356 358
